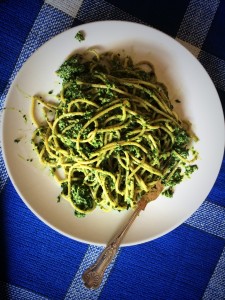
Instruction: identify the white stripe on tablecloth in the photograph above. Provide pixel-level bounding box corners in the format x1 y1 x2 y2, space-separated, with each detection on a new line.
64 245 119 300
0 281 48 300
176 0 220 48
0 148 8 193
185 200 225 239
0 108 8 192
202 246 225 300
45 0 84 18
0 3 74 192
76 0 143 23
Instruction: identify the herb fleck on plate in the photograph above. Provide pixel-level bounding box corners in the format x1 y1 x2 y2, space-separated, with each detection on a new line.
14 138 21 143
75 30 85 42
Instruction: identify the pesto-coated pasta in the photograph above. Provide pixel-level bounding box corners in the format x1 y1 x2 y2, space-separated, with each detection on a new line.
31 50 198 217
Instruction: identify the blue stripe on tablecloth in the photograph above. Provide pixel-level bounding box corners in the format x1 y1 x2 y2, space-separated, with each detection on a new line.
0 281 48 300
0 179 88 299
64 245 120 300
203 246 225 300
0 0 44 94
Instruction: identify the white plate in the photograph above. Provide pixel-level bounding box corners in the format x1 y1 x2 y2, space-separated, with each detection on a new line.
2 21 224 246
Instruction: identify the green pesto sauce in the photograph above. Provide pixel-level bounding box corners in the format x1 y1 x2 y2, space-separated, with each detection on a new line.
33 50 199 217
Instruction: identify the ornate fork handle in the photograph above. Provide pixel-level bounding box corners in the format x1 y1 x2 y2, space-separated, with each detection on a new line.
82 204 144 289
82 182 163 289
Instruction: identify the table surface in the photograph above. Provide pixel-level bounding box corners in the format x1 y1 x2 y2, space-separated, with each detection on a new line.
0 1 225 299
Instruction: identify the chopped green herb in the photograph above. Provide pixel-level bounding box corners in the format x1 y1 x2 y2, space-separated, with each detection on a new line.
166 168 184 187
48 90 53 94
175 99 181 103
75 30 85 42
74 211 86 218
162 187 174 198
185 164 198 177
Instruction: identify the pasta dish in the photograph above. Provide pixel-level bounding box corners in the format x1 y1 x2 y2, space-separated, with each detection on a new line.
31 49 198 217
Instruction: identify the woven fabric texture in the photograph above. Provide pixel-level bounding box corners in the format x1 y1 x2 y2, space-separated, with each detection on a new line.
0 0 224 299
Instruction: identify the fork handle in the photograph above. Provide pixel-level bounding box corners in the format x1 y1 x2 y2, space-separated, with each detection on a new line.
82 205 143 289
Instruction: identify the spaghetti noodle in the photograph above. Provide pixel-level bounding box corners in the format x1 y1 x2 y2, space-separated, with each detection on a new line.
31 50 198 217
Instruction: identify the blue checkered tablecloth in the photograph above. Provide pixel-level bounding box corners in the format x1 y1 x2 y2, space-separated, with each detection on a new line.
0 1 225 299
